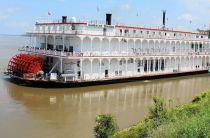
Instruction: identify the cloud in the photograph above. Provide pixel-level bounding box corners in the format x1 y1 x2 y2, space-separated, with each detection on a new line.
178 0 210 12
0 6 21 21
121 4 131 11
6 6 21 14
7 21 30 29
0 6 30 33
178 13 198 22
0 13 9 21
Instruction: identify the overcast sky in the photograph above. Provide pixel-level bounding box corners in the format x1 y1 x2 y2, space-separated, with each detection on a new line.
1 0 210 34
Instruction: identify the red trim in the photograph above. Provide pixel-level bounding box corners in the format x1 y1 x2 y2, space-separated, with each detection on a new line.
35 22 87 26
116 25 207 36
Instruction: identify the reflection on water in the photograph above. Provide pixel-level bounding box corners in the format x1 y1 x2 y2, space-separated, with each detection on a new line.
1 74 210 138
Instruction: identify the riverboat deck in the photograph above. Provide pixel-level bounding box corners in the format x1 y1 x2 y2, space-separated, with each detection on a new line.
8 69 208 88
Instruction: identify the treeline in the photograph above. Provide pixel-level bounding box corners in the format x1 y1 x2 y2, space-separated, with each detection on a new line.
94 92 210 138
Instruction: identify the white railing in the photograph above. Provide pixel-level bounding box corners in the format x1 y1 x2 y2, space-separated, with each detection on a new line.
19 46 210 58
19 47 83 57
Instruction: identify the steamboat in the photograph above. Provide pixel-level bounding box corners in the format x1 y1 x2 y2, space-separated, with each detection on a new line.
7 12 210 87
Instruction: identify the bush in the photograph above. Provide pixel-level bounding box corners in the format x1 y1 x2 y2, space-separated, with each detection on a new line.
148 97 169 127
94 114 119 138
111 93 210 138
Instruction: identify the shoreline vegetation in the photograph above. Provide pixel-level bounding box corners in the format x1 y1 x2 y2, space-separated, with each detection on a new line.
94 92 210 138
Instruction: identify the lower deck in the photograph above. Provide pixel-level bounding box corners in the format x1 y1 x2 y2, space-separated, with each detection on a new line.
9 69 209 88
47 55 209 82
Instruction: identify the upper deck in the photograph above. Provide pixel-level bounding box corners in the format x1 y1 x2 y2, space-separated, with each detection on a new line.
28 17 209 41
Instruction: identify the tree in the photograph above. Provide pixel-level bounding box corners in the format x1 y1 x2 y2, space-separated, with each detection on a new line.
149 97 168 127
94 114 119 138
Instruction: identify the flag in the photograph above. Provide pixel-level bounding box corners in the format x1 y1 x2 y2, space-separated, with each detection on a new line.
97 6 99 13
189 20 192 24
136 13 139 17
48 11 51 16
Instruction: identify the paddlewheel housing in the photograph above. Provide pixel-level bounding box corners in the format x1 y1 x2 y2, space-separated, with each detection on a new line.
7 54 45 78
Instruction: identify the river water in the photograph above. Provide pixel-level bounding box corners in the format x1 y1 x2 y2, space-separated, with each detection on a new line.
1 36 210 138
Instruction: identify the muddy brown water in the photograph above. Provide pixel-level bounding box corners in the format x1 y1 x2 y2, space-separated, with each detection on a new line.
1 36 210 138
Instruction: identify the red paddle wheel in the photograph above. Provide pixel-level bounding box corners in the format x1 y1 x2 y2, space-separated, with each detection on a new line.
7 54 45 78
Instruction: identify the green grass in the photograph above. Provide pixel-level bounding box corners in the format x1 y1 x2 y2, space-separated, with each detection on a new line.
113 92 210 138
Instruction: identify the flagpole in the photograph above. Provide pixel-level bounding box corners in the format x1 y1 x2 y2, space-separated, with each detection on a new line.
97 6 99 24
47 11 52 23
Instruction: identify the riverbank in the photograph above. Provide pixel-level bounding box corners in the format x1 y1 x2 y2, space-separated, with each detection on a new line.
113 92 210 137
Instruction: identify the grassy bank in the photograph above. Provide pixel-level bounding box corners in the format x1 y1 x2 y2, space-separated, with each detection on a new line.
113 92 210 138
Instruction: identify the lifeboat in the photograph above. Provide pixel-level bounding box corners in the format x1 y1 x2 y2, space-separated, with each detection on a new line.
7 54 44 78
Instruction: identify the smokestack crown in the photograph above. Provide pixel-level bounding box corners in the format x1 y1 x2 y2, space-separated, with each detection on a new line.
106 13 112 25
62 16 67 23
163 10 166 28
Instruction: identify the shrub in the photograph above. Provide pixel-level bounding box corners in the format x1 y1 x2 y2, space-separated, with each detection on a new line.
192 92 207 103
113 93 210 138
148 97 169 127
94 114 119 138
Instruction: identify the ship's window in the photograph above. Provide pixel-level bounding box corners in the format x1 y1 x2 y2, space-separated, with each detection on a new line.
159 32 162 36
201 36 203 38
147 31 149 34
173 47 175 52
125 30 129 34
102 62 105 66
133 30 136 34
165 33 167 36
119 71 122 76
119 60 123 65
78 71 81 77
72 25 76 30
77 61 80 67
130 59 134 63
174 33 176 37
153 32 155 35
56 45 63 51
137 60 141 67
115 71 118 76
196 35 199 38
138 69 140 72
200 44 202 48
191 43 194 49
140 31 143 34
120 29 123 34
128 59 133 63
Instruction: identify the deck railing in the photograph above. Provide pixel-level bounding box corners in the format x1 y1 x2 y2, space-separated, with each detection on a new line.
19 46 210 58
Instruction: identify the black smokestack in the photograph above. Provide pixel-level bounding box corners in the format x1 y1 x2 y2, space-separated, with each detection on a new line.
62 16 67 23
163 10 166 28
106 13 112 25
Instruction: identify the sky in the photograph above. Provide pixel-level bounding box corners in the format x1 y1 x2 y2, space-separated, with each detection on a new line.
1 0 210 34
